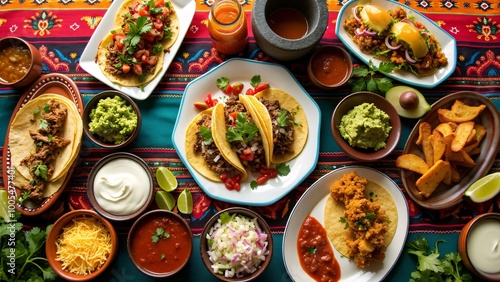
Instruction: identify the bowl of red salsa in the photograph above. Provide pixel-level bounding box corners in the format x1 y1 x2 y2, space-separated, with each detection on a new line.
307 45 353 90
0 36 42 88
127 210 193 278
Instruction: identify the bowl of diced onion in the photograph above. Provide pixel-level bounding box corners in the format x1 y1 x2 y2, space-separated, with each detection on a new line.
199 207 274 281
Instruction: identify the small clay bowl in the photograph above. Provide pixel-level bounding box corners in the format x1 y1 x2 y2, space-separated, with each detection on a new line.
331 92 401 161
0 36 42 88
46 210 118 281
251 0 328 61
308 45 353 90
83 90 141 149
200 207 273 281
87 152 154 221
127 210 193 277
458 213 500 281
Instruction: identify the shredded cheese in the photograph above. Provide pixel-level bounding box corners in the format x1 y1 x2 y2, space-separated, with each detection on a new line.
55 216 112 275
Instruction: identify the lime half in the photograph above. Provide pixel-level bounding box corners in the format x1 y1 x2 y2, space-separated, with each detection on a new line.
0 190 11 222
156 167 178 192
155 190 176 211
177 189 193 214
465 172 500 203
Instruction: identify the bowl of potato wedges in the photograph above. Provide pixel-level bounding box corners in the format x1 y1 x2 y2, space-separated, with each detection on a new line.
397 91 500 210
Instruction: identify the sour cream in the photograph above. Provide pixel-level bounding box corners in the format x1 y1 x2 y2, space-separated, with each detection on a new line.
93 158 151 216
466 218 500 273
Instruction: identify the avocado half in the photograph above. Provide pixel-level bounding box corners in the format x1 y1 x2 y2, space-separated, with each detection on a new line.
390 22 428 58
360 4 392 33
385 86 431 119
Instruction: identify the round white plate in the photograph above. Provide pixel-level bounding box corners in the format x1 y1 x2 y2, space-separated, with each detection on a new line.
283 166 409 281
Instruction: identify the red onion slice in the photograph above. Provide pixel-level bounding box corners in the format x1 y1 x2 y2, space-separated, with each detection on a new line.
352 6 361 22
405 49 417 63
385 35 402 50
401 18 416 27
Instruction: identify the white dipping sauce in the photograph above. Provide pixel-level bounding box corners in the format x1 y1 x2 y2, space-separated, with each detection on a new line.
466 218 500 273
93 158 150 216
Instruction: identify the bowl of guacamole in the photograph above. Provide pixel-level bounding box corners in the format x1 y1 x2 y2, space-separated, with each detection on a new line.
331 92 401 161
83 91 141 149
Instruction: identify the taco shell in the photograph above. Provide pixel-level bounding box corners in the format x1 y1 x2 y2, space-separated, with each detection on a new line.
251 88 308 163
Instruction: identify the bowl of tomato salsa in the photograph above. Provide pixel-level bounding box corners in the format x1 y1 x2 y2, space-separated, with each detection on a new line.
127 210 193 278
308 45 353 90
0 36 42 88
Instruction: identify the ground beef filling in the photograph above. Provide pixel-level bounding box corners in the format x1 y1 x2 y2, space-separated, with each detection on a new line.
194 115 238 176
224 98 266 172
259 98 294 156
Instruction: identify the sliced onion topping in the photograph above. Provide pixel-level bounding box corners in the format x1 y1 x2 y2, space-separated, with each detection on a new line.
352 6 361 22
385 35 402 50
405 49 417 64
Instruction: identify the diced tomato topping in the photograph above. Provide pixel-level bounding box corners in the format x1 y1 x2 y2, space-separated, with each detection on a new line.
220 173 228 182
143 31 156 42
239 147 255 161
229 112 238 126
256 174 270 185
137 6 149 16
232 83 244 95
245 88 255 95
193 101 208 110
256 167 278 185
254 82 270 93
203 93 217 108
221 174 242 191
113 34 127 50
222 84 233 95
153 20 164 31
154 0 165 7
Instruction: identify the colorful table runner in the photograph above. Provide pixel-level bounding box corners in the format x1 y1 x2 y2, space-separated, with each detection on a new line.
1 0 499 281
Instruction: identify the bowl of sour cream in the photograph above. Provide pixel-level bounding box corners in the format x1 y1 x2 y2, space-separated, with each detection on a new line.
87 152 154 221
458 212 500 281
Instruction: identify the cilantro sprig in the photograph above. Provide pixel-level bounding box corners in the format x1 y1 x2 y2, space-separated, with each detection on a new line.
151 227 170 243
199 126 213 144
407 236 472 282
124 16 153 53
226 112 259 143
351 60 395 94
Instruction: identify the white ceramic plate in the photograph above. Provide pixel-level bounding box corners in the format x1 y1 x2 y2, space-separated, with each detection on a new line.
335 0 456 89
80 0 195 100
283 166 409 281
172 58 321 206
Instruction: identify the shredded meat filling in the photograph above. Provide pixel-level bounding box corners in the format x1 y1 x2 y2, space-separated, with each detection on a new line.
259 97 294 156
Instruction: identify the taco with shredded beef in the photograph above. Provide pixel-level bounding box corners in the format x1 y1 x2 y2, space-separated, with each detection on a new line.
243 88 308 164
8 94 82 200
212 96 271 172
186 107 247 190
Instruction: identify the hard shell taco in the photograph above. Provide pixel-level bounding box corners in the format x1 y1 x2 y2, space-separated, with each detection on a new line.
8 94 83 200
244 88 308 164
185 107 247 190
212 96 271 172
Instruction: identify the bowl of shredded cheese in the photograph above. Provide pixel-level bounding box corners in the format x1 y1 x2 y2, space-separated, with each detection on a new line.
45 210 118 281
200 207 273 281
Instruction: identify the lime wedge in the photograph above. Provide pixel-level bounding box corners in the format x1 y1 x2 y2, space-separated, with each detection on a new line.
0 190 11 222
465 172 500 203
177 189 193 214
155 190 176 211
156 167 178 192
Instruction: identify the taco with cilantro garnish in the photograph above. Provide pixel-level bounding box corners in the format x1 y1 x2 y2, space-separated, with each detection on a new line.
186 107 247 191
244 88 308 163
212 95 271 172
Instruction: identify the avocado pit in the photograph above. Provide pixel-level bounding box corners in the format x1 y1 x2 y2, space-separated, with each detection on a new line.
399 91 419 110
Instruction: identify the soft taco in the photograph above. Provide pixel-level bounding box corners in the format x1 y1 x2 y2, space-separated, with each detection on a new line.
212 96 271 172
114 0 180 51
8 94 83 200
324 171 398 268
96 29 166 87
185 107 247 190
243 88 308 163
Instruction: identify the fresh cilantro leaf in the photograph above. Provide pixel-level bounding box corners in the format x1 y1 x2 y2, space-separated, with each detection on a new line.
376 77 394 93
39 119 48 131
164 26 172 40
250 75 261 88
125 16 152 50
152 44 163 55
226 112 259 143
43 103 50 113
352 78 366 92
219 211 231 224
199 126 213 144
208 238 214 246
156 227 164 235
250 180 258 189
48 134 54 142
33 164 48 180
378 61 396 73
216 77 230 91
339 217 349 229
366 77 378 92
275 163 290 176
151 234 159 243
307 246 317 254
277 109 289 127
33 109 40 116
365 212 376 219
352 67 369 77
160 253 165 259
350 60 394 94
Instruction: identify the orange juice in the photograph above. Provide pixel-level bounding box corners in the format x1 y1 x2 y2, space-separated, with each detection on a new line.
208 0 248 54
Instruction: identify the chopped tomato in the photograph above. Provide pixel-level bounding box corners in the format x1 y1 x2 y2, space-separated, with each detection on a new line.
193 101 208 110
259 168 277 178
221 174 241 191
256 174 270 185
113 34 127 50
136 6 149 16
153 19 163 31
239 147 255 161
203 93 217 108
122 64 131 74
229 112 238 126
245 88 255 95
143 31 156 43
222 84 233 95
154 0 165 6
254 82 270 93
232 83 244 95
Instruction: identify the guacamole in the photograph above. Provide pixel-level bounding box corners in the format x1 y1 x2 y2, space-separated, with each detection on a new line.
89 95 137 144
339 103 391 151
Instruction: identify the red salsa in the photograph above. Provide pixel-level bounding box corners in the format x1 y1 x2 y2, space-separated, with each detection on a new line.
0 46 31 83
311 50 349 86
129 212 192 274
297 216 340 282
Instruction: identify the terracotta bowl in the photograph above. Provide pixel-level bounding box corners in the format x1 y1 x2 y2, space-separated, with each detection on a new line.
0 36 42 88
308 45 353 90
127 210 193 277
45 210 118 281
331 92 401 161
86 152 154 221
200 207 273 281
251 0 328 61
458 213 500 281
83 90 141 149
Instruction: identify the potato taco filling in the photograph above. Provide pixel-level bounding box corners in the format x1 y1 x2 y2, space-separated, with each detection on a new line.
344 4 447 76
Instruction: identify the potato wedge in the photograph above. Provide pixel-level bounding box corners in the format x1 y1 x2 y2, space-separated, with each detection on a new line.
434 122 457 137
437 100 486 123
396 154 429 175
429 130 446 164
416 160 451 198
451 121 475 152
416 122 433 166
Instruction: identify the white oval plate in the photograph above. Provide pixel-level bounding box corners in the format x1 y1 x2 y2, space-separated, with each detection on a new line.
80 0 196 100
335 0 456 89
283 166 409 281
172 58 321 206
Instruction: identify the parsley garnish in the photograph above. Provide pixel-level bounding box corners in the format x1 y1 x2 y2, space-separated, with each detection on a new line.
151 227 170 243
199 126 213 144
226 112 259 143
124 16 152 53
307 246 317 255
43 103 50 113
47 134 54 142
219 211 231 224
33 164 48 180
250 180 258 189
277 109 289 127
250 75 261 88
216 77 230 92
152 44 163 55
351 60 395 94
275 163 290 176
340 217 349 229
